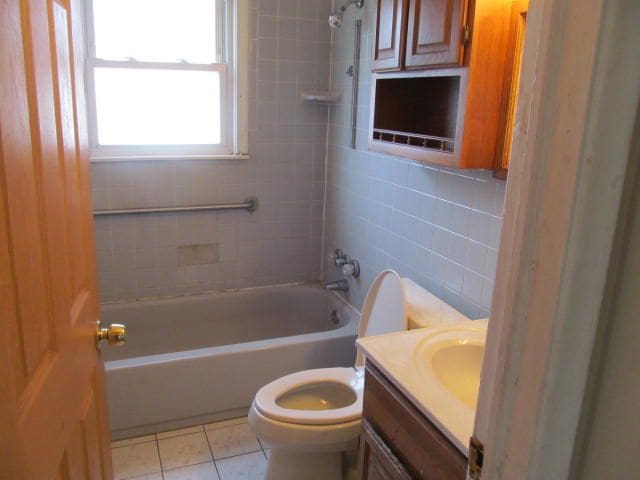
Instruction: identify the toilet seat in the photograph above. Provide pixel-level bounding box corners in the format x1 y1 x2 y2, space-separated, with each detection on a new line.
253 271 406 428
254 367 363 426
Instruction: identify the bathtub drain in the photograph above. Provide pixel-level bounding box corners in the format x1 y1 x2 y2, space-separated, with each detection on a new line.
330 309 341 325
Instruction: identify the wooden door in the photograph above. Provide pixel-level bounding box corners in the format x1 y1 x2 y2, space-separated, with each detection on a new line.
405 0 467 69
372 0 409 71
0 1 113 479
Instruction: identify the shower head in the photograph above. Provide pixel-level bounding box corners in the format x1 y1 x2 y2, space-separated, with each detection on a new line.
328 12 344 28
328 0 364 28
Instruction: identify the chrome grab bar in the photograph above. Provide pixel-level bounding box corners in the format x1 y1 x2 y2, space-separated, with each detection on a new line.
93 197 258 217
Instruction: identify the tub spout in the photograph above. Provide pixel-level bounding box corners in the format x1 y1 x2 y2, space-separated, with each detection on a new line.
324 280 349 292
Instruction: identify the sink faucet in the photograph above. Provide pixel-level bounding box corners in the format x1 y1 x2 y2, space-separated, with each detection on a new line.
324 279 349 292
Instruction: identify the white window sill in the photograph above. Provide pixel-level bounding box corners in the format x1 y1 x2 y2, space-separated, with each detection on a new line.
90 153 250 163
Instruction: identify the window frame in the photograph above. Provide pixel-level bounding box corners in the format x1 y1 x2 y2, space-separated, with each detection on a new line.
84 0 249 161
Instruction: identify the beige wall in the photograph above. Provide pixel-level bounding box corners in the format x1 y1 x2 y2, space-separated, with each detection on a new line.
572 158 640 479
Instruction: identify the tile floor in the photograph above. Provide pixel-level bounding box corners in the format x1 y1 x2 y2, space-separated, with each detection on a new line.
111 417 270 480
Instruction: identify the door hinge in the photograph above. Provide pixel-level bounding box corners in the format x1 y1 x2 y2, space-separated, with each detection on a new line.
468 436 484 480
462 24 471 46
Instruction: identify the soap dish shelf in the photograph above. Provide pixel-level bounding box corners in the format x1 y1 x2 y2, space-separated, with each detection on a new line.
300 91 342 104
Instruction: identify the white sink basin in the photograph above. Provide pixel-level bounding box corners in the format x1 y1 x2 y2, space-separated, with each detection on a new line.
357 319 488 453
415 325 487 409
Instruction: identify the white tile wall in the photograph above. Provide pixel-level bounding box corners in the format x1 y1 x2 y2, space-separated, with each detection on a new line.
91 0 505 316
321 4 506 319
92 0 334 302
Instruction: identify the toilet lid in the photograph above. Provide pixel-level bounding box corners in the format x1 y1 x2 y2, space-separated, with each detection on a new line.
355 270 407 367
358 270 407 338
253 367 364 426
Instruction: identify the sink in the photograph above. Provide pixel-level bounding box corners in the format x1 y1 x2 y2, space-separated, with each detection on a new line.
431 343 484 408
414 325 487 409
357 319 488 453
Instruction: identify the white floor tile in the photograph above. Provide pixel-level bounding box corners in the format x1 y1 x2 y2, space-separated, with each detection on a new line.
164 462 220 480
216 451 268 480
206 423 261 460
257 439 271 459
158 432 213 471
129 475 163 480
204 417 248 431
157 425 204 440
111 434 157 449
111 441 161 480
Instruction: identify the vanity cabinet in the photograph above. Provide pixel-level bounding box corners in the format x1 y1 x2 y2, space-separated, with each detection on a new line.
372 0 468 72
358 363 468 479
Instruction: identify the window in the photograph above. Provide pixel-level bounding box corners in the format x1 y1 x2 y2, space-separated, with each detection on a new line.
85 0 248 159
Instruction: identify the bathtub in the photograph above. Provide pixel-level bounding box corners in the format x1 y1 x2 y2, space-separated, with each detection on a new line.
102 284 359 440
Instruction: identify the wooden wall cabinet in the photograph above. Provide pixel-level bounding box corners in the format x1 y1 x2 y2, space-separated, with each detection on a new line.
372 0 468 72
358 363 468 479
405 0 467 69
373 0 408 71
369 0 525 171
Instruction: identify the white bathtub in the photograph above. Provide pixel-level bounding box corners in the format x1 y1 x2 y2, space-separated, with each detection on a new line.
102 284 359 440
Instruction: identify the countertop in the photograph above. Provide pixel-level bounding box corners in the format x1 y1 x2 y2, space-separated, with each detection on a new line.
356 319 488 455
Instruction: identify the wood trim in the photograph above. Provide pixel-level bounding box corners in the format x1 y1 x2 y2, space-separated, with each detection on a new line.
493 0 529 179
473 0 640 477
458 0 511 169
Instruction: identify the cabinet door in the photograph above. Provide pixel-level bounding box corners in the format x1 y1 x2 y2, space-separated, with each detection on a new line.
405 0 467 69
362 364 469 478
358 420 413 480
373 0 409 71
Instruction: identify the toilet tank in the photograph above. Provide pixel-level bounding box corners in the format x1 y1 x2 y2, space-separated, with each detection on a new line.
402 278 470 329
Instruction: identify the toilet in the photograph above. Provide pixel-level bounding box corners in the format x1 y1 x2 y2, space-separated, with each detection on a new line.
248 270 409 480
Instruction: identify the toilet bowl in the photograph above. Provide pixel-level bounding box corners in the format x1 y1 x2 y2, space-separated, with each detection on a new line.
249 270 408 480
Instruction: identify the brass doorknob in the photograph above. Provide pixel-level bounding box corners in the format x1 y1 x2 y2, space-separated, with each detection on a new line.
96 321 127 348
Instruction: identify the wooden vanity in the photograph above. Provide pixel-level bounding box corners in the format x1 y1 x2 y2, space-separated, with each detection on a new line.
358 363 468 479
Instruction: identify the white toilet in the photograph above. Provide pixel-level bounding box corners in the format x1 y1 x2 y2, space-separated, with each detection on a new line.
248 270 409 480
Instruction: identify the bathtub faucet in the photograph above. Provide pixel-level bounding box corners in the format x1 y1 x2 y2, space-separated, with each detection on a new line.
324 279 349 292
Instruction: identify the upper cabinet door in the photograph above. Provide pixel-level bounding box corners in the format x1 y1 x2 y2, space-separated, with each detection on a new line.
372 0 409 71
405 0 467 69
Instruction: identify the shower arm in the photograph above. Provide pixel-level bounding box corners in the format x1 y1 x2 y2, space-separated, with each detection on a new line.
333 0 364 16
